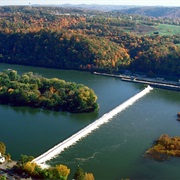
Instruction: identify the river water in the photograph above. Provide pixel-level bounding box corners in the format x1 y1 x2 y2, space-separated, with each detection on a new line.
0 63 180 179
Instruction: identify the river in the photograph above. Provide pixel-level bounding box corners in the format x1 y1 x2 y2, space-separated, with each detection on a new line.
0 63 180 179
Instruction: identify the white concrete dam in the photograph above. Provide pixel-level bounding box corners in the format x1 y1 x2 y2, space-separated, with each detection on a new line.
33 85 153 168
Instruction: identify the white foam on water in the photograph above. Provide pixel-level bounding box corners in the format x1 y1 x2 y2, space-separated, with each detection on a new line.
33 85 153 168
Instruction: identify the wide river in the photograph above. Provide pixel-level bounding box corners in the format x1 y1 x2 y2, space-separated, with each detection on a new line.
0 63 180 179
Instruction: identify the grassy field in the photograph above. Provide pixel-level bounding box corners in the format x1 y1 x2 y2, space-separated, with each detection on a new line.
126 22 180 36
150 24 180 36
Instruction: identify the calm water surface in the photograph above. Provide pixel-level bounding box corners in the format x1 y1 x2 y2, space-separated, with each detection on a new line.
0 63 180 179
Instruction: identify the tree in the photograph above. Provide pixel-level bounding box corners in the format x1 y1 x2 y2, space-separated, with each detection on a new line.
0 141 6 155
16 154 34 168
73 166 85 180
85 173 95 180
6 153 11 162
23 162 36 175
52 164 70 180
3 69 18 81
0 175 7 180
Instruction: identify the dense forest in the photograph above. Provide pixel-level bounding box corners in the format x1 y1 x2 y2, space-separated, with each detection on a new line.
0 69 98 113
0 6 179 76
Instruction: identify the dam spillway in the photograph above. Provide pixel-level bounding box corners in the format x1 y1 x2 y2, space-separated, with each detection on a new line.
33 85 153 167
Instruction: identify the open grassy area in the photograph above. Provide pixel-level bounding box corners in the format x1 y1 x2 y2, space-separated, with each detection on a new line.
125 22 180 36
151 24 180 36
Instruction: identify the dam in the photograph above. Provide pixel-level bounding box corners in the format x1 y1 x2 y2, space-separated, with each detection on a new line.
33 85 153 168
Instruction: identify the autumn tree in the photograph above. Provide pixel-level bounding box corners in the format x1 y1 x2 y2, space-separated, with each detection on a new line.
85 173 95 180
23 162 37 175
49 164 70 180
73 166 95 180
0 141 6 155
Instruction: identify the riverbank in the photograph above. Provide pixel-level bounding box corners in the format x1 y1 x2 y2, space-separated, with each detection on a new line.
0 161 32 179
93 72 180 91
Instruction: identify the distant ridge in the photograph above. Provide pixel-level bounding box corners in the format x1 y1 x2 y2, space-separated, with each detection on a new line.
59 5 180 18
118 7 180 18
31 4 138 11
31 4 180 18
60 4 136 11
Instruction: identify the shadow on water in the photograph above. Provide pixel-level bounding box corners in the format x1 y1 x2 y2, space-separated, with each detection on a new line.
0 103 99 121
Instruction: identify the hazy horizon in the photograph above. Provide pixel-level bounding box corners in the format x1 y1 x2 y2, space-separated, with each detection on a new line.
0 0 180 7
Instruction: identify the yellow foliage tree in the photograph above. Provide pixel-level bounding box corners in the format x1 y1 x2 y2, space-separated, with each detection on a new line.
85 173 95 180
23 162 37 175
55 164 70 179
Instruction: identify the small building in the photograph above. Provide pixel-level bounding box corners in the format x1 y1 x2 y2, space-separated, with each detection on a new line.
0 152 5 163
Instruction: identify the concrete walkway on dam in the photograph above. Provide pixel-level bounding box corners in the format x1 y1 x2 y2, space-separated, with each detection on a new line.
93 72 180 91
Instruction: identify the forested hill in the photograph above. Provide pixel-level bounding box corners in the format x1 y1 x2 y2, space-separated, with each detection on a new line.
120 7 180 19
59 5 180 19
0 6 179 76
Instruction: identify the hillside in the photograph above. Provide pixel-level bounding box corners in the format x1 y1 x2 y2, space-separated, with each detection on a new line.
0 6 179 76
58 4 135 12
53 5 180 19
120 7 180 19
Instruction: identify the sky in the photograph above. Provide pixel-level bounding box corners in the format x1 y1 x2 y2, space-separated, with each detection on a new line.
0 0 179 7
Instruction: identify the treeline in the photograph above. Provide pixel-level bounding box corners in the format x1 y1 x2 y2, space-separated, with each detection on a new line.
0 30 130 72
0 6 180 76
120 7 180 20
15 155 94 180
0 69 98 113
110 33 180 75
0 142 94 180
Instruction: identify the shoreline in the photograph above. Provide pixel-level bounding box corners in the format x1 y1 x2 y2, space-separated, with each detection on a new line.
0 160 32 179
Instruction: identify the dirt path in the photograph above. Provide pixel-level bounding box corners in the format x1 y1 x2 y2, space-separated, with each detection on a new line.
0 160 16 170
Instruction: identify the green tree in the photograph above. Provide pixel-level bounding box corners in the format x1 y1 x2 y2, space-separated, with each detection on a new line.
0 72 10 86
73 166 85 180
16 154 34 168
3 69 18 81
0 175 7 180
